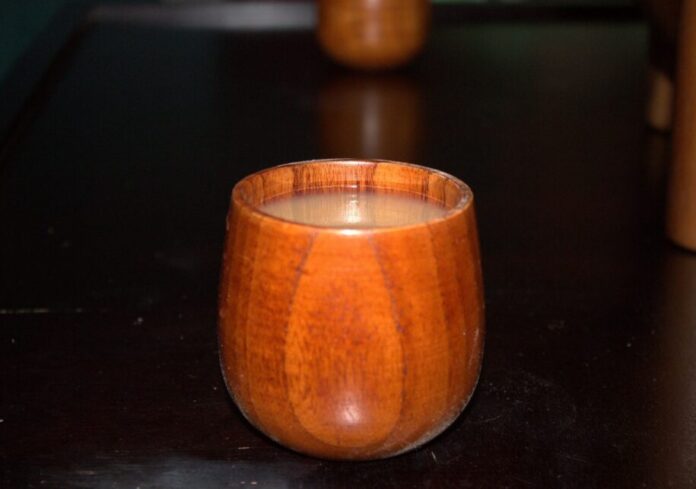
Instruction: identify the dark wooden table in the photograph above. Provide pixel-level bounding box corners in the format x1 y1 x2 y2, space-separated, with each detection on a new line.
2 3 695 488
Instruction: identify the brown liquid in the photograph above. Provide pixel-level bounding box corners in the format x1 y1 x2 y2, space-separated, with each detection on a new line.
259 188 448 228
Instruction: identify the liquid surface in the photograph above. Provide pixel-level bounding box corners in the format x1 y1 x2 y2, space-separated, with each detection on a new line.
258 188 448 228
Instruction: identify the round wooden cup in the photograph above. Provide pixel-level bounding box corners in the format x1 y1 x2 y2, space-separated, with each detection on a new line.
218 159 484 460
317 0 431 70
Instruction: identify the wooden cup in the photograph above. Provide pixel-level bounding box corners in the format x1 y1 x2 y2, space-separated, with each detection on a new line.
317 0 431 70
218 159 484 460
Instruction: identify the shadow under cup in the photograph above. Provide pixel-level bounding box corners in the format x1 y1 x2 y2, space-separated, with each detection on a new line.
218 159 485 460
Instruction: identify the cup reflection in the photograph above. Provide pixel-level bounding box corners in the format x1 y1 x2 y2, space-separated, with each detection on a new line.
318 73 423 162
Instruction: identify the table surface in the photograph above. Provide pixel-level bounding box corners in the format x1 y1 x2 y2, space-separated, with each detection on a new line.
2 3 696 488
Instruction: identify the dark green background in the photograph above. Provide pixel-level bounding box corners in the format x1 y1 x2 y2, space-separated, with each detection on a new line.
0 0 634 83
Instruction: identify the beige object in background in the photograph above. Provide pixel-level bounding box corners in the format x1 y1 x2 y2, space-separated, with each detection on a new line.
646 66 675 132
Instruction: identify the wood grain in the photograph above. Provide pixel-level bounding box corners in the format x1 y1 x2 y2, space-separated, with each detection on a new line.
218 160 484 459
317 0 430 70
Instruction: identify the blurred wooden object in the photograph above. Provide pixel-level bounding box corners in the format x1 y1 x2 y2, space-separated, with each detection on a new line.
667 0 696 249
317 0 430 70
646 67 675 131
644 0 681 131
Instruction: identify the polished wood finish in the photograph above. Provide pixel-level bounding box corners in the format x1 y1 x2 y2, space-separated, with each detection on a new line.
218 160 484 459
317 0 430 70
667 0 696 249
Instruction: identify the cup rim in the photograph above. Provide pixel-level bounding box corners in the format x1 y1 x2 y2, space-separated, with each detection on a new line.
231 158 474 234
